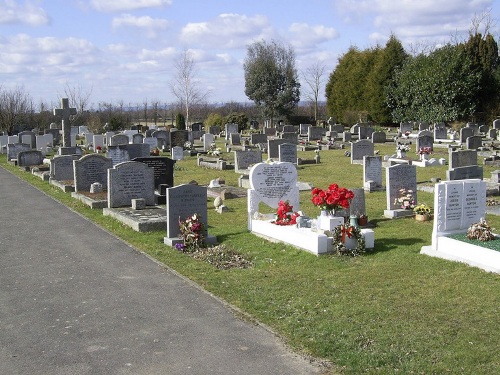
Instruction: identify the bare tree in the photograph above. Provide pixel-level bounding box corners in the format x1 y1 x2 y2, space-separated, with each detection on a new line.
170 50 210 127
302 62 326 123
0 86 32 135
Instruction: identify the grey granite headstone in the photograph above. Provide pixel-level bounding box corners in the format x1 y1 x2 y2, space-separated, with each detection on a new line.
50 155 80 181
225 123 238 140
351 139 374 164
106 145 130 166
371 131 386 143
110 134 129 146
171 146 184 160
278 143 297 164
202 133 215 151
447 165 483 181
363 155 383 190
267 139 288 159
299 123 311 135
385 164 417 211
164 184 210 239
132 133 144 144
234 150 262 173
465 135 482 150
17 150 43 167
125 143 150 160
230 132 241 145
449 150 477 169
307 126 324 141
170 130 188 148
107 161 155 208
152 130 170 149
132 156 176 189
280 132 298 144
7 143 30 161
73 154 113 193
250 133 267 145
460 127 474 143
349 188 366 216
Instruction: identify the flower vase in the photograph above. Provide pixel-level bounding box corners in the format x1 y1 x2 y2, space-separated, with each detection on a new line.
318 210 343 231
397 150 406 158
415 214 431 222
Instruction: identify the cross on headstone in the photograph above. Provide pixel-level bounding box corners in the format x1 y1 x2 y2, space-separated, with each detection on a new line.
53 98 77 147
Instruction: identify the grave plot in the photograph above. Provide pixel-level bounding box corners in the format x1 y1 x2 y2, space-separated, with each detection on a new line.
420 179 500 274
248 162 374 255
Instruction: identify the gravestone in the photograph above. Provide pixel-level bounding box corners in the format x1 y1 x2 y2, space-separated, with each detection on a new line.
202 133 214 152
434 124 447 139
50 155 80 181
278 143 297 164
267 139 288 159
230 132 241 145
247 162 300 220
124 143 150 160
132 133 144 144
351 140 374 164
264 128 277 137
110 134 129 146
18 131 36 148
171 146 184 160
170 130 188 148
17 150 43 167
479 125 489 134
133 156 176 189
466 135 482 150
84 132 94 146
7 143 30 161
143 137 158 151
53 98 76 148
152 130 170 149
493 119 500 130
234 150 262 174
105 132 115 145
73 154 113 193
416 131 434 152
280 132 298 144
44 129 60 145
0 135 8 154
384 164 417 218
371 131 386 143
8 135 18 144
36 134 53 155
299 124 311 135
225 123 238 140
342 132 351 142
400 122 413 134
250 133 267 145
488 129 497 140
209 125 221 135
363 155 383 192
163 184 216 246
191 122 203 132
107 145 130 165
330 124 344 133
282 125 295 133
418 122 430 131
349 188 366 217
460 127 474 143
431 179 486 242
449 150 477 169
447 166 483 181
107 161 155 208
307 126 324 141
93 134 105 150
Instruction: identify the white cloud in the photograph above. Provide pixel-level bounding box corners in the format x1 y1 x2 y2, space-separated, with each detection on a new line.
112 14 169 38
180 13 275 48
336 0 494 44
90 0 172 12
288 23 338 48
0 0 50 26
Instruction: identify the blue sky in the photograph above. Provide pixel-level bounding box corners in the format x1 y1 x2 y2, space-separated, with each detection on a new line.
0 0 498 109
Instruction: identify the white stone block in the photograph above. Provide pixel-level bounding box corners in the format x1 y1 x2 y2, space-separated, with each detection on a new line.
361 229 375 248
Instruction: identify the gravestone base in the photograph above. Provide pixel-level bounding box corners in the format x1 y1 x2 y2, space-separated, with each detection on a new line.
250 218 374 256
103 206 167 232
164 235 217 247
364 180 385 192
58 146 79 156
421 237 500 274
238 175 250 188
384 209 415 219
50 178 75 192
71 192 107 209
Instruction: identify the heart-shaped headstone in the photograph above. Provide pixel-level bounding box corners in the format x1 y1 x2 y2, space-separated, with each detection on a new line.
249 162 298 208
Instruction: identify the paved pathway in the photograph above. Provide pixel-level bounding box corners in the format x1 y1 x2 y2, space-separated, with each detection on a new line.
0 167 322 375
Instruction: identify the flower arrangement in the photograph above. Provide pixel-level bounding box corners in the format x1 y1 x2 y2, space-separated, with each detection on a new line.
417 147 432 155
176 213 205 252
207 142 222 157
413 203 432 215
272 200 301 226
466 218 495 242
150 147 160 156
96 145 102 151
394 188 416 210
332 224 366 256
311 183 354 212
396 143 410 152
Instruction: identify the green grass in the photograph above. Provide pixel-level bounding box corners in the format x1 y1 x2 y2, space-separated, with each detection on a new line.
2 142 499 374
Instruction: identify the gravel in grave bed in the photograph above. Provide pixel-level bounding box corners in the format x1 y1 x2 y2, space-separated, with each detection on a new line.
448 233 500 252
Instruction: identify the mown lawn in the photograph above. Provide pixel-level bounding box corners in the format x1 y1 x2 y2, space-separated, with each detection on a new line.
2 140 499 374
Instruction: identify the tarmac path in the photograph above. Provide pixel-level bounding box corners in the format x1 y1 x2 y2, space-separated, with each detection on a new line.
0 166 323 375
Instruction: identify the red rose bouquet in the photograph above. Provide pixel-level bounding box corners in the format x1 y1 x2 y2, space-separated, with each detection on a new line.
311 183 354 212
272 200 301 226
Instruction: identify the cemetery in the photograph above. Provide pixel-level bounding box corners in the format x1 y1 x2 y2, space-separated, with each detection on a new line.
2 117 500 374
